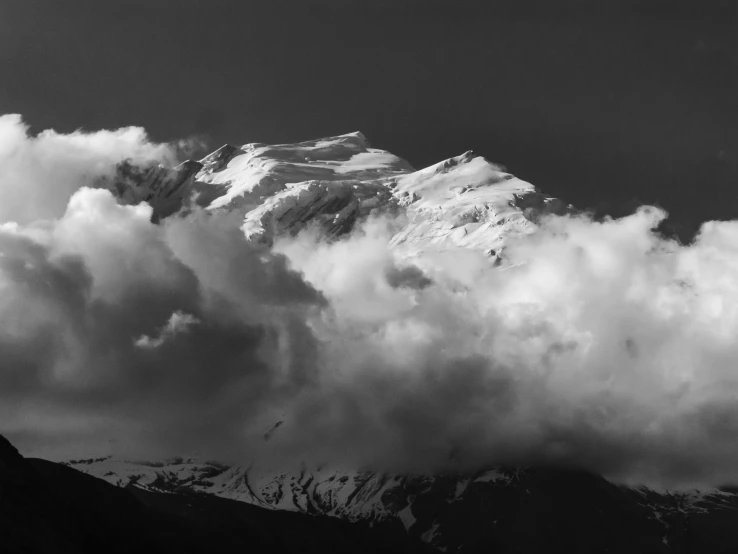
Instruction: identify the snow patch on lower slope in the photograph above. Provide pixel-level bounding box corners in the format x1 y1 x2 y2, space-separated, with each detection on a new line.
474 469 510 484
421 521 445 552
67 456 738 554
68 457 400 523
634 484 738 517
397 503 416 531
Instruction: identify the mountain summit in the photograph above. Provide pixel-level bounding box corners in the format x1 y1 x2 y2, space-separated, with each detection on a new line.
106 131 570 258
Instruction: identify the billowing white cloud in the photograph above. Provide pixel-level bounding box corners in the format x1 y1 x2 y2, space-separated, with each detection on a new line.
0 114 179 225
4 114 738 489
267 206 738 487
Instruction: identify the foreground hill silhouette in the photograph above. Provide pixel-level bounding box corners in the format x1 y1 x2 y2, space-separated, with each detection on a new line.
0 435 432 553
8 429 738 553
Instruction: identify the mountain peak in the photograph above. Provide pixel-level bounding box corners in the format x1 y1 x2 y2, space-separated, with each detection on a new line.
106 132 566 257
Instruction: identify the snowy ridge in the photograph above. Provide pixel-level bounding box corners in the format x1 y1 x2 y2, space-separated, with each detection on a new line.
196 131 412 212
68 456 517 552
68 455 738 553
387 151 570 256
106 130 570 258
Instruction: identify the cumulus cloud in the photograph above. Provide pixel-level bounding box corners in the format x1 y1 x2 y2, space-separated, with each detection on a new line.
0 114 179 225
0 189 323 462
0 120 323 461
5 114 738 489
265 207 738 488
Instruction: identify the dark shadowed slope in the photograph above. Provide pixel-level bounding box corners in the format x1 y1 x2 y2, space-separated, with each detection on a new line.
0 435 433 554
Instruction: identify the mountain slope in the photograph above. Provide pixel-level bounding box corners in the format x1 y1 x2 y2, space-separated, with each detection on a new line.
70 455 738 554
106 131 570 260
0 435 434 554
0 435 153 553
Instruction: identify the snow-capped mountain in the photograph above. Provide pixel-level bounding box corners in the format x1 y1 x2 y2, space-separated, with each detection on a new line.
103 130 570 259
72 132 738 553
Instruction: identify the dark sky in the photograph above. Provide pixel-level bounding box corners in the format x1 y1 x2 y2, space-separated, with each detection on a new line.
0 0 735 240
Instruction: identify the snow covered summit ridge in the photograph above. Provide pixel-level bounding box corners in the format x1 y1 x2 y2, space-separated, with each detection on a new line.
106 131 571 256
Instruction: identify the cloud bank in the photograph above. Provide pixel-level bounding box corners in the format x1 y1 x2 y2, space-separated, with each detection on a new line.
273 208 738 487
3 114 738 488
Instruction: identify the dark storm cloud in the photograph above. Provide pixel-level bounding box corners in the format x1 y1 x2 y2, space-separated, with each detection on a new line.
0 116 326 460
385 264 433 290
0 188 325 462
